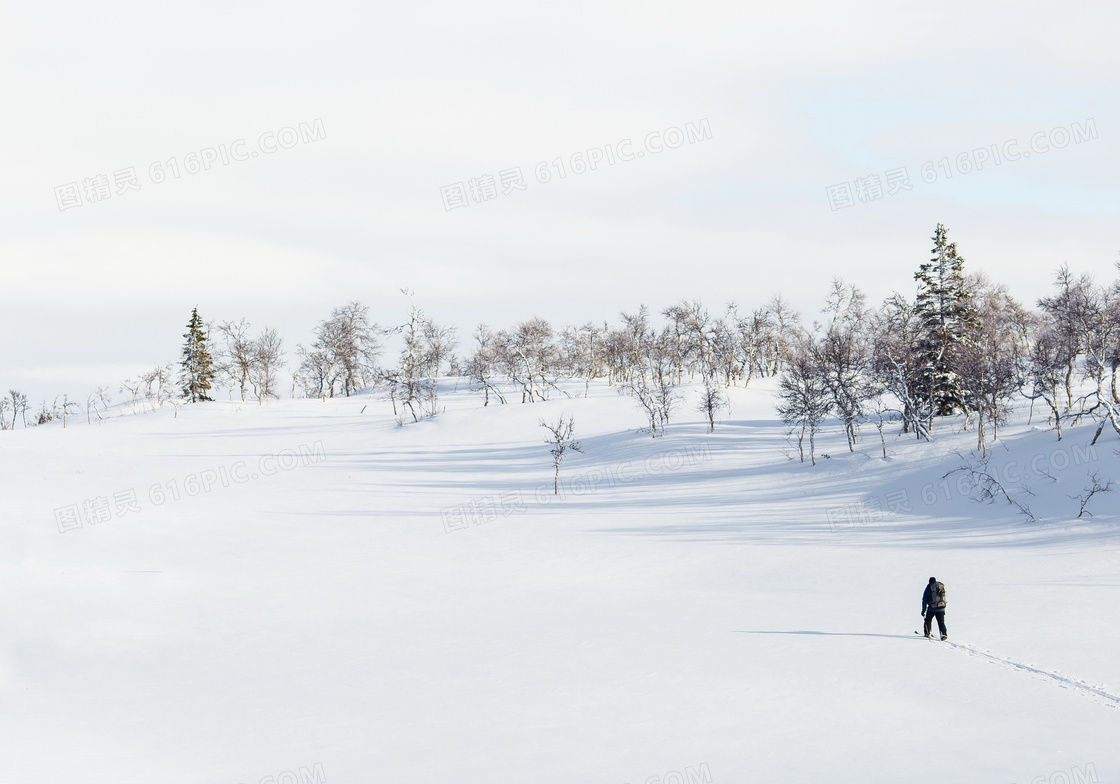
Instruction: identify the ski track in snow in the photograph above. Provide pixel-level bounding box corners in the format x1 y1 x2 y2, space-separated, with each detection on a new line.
941 640 1120 709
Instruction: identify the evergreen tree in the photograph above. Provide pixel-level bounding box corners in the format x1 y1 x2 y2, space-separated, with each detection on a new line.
913 224 978 419
180 307 216 402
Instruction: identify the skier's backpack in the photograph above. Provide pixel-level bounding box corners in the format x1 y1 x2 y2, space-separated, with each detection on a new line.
929 581 947 610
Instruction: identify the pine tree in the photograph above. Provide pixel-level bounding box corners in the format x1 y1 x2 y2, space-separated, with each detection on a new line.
913 224 978 419
180 307 215 402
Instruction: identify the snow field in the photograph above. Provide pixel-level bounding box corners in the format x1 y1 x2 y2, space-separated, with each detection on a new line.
1 378 1118 783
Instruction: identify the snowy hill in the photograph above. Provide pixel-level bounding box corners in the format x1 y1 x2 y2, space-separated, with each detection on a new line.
2 378 1118 784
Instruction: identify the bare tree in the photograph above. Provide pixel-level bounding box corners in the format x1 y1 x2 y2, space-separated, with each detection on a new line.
140 369 159 407
93 386 112 422
1105 266 1120 406
467 324 506 406
616 312 677 438
250 327 285 402
385 291 440 422
1038 264 1092 409
958 276 1031 455
8 390 29 428
762 293 803 376
296 343 335 399
581 322 607 397
298 301 381 398
1073 276 1120 445
58 395 79 428
420 318 458 378
156 366 173 405
558 321 605 397
860 382 894 459
85 392 100 424
558 325 581 379
776 342 831 464
817 278 871 452
1069 471 1115 518
620 369 665 437
215 318 256 401
499 317 559 403
540 414 583 494
697 381 728 432
727 304 772 386
707 315 739 387
944 455 1035 522
139 365 173 408
870 293 929 440
1021 320 1070 440
120 377 143 411
332 301 382 396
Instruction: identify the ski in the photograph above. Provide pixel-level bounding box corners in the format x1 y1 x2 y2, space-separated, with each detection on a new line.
915 630 946 640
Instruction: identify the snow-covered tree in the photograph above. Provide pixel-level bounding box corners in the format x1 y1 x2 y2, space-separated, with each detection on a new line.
614 308 678 437
1021 317 1070 440
498 317 559 403
8 390 29 428
762 293 803 376
215 319 256 401
330 301 381 396
298 301 380 398
385 291 439 422
1072 273 1120 445
467 324 506 406
180 307 216 403
913 224 979 421
776 341 831 464
817 278 872 452
870 293 929 439
1037 264 1093 409
250 327 285 401
957 275 1031 455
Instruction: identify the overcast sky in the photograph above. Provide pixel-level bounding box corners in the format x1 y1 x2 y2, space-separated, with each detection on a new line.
2 1 1117 402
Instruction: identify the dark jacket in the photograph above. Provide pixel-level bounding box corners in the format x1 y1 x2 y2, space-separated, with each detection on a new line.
922 582 947 613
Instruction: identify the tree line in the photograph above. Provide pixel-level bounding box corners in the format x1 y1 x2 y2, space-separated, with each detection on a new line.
776 225 1120 463
5 225 1119 460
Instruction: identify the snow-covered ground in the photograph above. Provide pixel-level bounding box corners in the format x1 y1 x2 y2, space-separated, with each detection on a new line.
2 379 1118 784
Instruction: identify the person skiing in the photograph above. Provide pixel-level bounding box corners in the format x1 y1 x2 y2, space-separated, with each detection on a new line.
921 577 948 640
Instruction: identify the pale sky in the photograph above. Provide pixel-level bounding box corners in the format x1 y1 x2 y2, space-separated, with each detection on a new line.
2 1 1117 402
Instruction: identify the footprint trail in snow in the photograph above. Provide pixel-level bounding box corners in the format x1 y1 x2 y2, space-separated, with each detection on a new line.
941 640 1120 709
